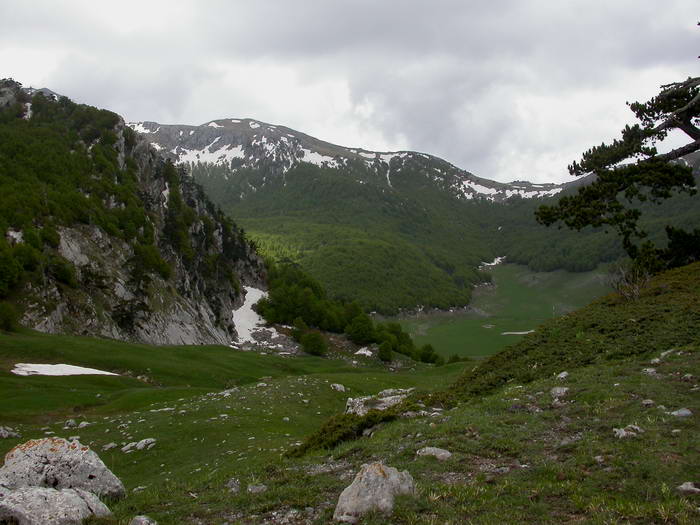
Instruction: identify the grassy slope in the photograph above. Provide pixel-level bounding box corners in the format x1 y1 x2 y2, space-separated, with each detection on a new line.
399 263 611 358
0 263 698 523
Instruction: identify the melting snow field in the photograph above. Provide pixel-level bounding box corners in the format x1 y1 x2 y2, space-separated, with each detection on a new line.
12 364 118 376
480 256 506 268
231 286 277 344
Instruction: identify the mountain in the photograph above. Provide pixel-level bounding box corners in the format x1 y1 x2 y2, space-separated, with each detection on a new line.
0 80 265 344
129 118 574 202
130 117 699 314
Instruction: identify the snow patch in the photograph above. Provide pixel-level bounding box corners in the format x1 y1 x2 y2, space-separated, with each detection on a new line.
300 148 339 168
249 121 261 129
230 119 241 123
208 121 223 128
231 286 278 344
463 180 499 196
129 122 158 134
480 256 506 268
12 363 119 376
501 330 535 336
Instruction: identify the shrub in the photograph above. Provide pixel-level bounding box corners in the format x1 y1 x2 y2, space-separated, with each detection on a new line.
0 302 19 332
378 341 393 362
50 256 78 287
300 331 327 356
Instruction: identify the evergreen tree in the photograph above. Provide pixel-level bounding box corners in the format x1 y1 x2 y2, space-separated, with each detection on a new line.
536 76 699 268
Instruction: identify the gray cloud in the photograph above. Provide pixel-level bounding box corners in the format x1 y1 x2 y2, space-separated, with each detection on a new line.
1 0 696 182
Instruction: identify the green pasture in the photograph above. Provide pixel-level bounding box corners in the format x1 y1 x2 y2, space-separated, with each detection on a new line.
398 263 611 358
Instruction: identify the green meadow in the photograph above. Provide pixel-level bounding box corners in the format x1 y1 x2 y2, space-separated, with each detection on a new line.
398 263 611 358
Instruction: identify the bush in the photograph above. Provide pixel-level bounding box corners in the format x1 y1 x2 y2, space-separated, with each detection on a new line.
134 243 172 279
300 331 327 356
344 314 376 345
378 341 393 362
49 256 78 287
0 302 19 332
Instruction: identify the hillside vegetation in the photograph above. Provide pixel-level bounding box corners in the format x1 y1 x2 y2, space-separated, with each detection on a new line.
1 263 697 523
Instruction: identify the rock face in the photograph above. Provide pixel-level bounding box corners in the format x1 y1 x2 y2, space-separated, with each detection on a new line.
0 486 111 525
1 80 266 346
345 388 414 417
333 462 415 523
0 438 125 500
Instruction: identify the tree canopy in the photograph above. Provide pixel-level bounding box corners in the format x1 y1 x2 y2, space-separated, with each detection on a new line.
536 76 700 268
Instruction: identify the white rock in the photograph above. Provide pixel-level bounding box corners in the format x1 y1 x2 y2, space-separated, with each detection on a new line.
77 421 90 429
641 399 655 407
650 358 661 364
676 481 700 494
135 438 156 450
0 486 111 525
64 419 77 429
129 515 158 525
0 438 125 499
550 387 569 399
670 408 693 418
556 371 569 380
345 388 414 417
102 442 117 451
247 484 267 494
0 426 20 439
613 425 644 439
416 447 452 461
331 383 347 392
333 462 414 523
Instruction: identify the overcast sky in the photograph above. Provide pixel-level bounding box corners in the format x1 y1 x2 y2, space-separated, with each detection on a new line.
1 1 697 183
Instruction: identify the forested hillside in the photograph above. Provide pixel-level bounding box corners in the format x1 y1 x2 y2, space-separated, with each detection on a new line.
0 79 264 343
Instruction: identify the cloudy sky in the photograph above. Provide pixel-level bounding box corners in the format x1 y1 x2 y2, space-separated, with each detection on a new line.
1 1 697 183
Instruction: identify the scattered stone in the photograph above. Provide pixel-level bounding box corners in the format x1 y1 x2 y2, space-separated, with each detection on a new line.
556 371 569 380
670 408 693 418
77 421 90 429
132 486 147 493
63 419 77 429
641 399 655 407
354 348 373 357
135 438 157 450
0 426 20 439
282 417 290 422
650 358 661 365
416 447 452 461
0 486 111 525
676 481 700 495
593 455 605 464
129 515 158 525
550 387 569 399
333 462 414 523
225 478 240 494
613 425 644 439
642 368 660 377
102 442 117 451
247 484 267 494
0 438 125 499
345 388 414 417
681 374 694 382
557 434 582 447
331 384 347 392
671 429 682 435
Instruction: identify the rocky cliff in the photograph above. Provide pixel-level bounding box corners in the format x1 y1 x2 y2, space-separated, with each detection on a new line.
0 79 265 345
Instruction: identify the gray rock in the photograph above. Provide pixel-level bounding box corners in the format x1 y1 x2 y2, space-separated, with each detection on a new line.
247 484 267 494
331 383 347 392
333 462 414 523
670 408 693 418
345 388 414 417
225 477 240 493
102 442 117 451
135 438 157 450
550 387 569 399
0 426 20 439
0 486 111 525
416 447 452 461
676 481 700 494
613 425 643 439
0 438 125 499
129 516 158 525
77 421 90 429
556 371 569 380
641 399 655 407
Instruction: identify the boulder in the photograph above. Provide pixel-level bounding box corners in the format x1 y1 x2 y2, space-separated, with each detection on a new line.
670 408 693 418
247 484 267 494
129 516 158 525
550 387 569 399
0 486 111 525
225 477 241 493
331 383 347 393
345 388 414 417
0 438 125 499
416 447 452 461
613 425 644 439
333 462 414 523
